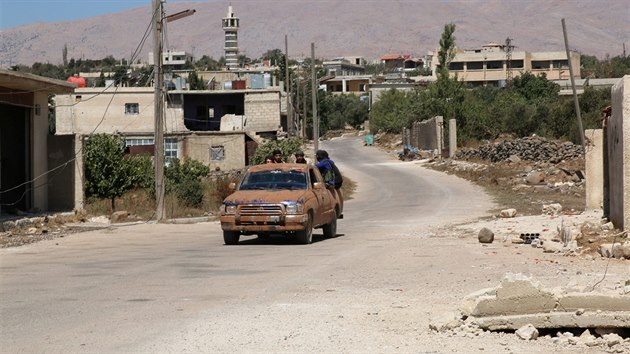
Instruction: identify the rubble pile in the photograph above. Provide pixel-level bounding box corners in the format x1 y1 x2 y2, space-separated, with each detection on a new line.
456 136 583 163
430 274 630 352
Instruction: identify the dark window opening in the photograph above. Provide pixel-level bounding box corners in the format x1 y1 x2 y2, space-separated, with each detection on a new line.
532 61 551 69
449 62 464 71
467 62 483 70
487 61 503 69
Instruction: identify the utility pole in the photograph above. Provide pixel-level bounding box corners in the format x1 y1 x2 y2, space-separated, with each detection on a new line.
311 43 318 154
285 35 293 136
296 63 301 137
153 0 165 221
561 18 585 153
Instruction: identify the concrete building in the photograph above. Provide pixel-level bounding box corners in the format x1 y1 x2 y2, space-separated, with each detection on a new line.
222 5 240 70
323 58 366 77
55 85 282 210
435 43 581 87
0 69 76 214
147 50 193 70
322 75 374 95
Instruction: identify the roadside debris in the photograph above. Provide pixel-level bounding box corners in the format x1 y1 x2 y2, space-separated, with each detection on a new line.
430 273 630 351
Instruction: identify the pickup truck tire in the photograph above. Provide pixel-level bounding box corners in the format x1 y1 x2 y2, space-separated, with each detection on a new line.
323 214 337 238
223 231 240 245
295 213 313 244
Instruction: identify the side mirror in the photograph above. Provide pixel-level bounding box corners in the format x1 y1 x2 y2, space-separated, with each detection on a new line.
228 182 236 191
313 182 324 190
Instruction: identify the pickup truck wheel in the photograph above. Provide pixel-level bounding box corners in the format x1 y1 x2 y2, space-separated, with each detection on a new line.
323 214 337 238
223 231 240 245
295 214 313 244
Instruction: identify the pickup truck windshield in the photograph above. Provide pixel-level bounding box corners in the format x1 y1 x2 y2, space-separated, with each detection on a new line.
239 170 308 190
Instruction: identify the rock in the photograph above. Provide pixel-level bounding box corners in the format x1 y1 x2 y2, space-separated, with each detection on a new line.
429 311 464 332
603 333 622 347
599 244 614 258
568 337 579 345
542 203 563 216
611 242 630 259
526 171 545 185
508 155 521 163
601 222 615 231
542 240 564 253
89 216 110 224
515 324 539 340
581 221 602 237
500 209 517 218
478 227 494 244
27 227 38 234
110 211 130 224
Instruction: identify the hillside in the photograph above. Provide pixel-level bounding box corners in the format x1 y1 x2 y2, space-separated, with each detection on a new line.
0 0 627 67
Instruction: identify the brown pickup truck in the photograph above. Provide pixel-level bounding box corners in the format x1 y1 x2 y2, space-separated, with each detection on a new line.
220 163 343 245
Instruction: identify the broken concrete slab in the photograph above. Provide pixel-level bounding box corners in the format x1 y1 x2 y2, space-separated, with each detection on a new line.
459 273 630 331
500 209 517 218
471 311 630 331
429 311 464 332
558 293 630 312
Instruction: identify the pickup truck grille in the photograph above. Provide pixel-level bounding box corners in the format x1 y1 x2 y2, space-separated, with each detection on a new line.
239 205 283 216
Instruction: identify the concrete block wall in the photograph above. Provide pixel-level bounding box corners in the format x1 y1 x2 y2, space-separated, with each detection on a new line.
585 129 603 210
411 116 444 157
181 133 246 171
608 76 630 230
244 91 281 132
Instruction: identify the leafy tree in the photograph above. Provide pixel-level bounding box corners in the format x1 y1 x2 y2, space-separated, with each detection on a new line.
195 55 222 71
84 134 150 211
164 158 210 207
369 89 416 133
319 92 369 132
510 72 560 102
62 43 68 67
187 71 206 90
437 23 457 81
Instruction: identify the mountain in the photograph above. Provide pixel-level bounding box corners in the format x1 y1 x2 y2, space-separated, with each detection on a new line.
0 0 627 67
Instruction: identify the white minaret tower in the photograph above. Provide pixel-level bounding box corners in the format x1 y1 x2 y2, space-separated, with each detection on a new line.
222 4 240 70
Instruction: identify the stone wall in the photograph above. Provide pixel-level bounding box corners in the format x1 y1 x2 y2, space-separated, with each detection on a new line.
608 76 630 230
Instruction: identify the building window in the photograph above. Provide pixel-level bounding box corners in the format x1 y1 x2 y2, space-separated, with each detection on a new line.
125 103 140 115
466 62 483 70
510 60 524 68
552 60 568 69
449 62 464 71
486 61 503 70
164 138 179 161
126 138 154 146
211 145 225 161
532 61 551 69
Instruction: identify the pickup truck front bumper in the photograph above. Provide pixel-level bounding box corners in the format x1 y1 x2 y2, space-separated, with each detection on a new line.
220 213 309 232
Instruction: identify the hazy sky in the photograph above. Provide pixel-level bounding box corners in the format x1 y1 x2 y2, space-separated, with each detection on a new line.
0 0 170 30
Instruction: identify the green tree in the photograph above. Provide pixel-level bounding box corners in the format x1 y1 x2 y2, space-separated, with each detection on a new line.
319 92 369 132
437 23 456 81
195 55 222 71
187 71 206 90
62 43 68 67
369 89 416 133
164 158 210 207
510 72 560 102
84 134 147 211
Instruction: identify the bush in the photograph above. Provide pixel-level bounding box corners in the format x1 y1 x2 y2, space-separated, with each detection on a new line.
164 158 211 207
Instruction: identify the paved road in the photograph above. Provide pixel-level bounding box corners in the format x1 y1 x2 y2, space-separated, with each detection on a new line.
0 136 495 352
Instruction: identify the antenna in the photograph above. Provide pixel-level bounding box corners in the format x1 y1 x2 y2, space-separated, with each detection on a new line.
505 37 514 85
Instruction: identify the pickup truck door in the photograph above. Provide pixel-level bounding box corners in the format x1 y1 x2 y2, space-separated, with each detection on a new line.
309 167 330 225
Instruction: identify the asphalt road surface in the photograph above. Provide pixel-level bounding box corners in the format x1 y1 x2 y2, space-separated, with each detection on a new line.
0 136 501 352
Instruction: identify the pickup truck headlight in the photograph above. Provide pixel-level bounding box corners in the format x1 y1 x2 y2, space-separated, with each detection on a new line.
285 203 303 214
224 204 237 214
